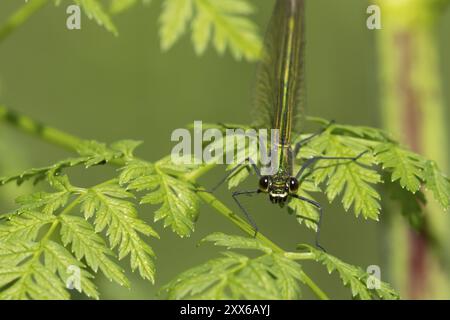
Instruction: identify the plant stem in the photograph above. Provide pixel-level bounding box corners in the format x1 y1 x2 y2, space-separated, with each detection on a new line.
284 252 315 261
184 163 216 181
375 0 450 299
0 0 49 44
0 105 329 300
198 191 282 252
39 197 81 248
194 187 328 299
300 273 328 300
0 105 82 151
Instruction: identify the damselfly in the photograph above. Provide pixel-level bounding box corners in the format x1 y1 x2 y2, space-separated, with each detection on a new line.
213 0 365 250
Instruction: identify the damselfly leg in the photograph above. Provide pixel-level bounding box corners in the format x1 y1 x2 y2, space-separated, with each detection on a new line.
211 157 260 192
291 194 325 251
295 151 368 180
293 120 335 155
232 190 261 237
211 157 261 236
291 150 368 251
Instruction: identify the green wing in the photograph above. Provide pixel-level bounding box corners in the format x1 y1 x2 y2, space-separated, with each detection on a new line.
252 0 305 143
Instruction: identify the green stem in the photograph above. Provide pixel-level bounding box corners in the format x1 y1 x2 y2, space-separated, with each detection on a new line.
0 0 49 44
0 105 329 300
184 163 216 181
25 197 81 265
300 272 329 300
192 189 328 299
39 197 81 249
0 105 82 151
184 158 328 299
284 252 315 261
197 191 282 253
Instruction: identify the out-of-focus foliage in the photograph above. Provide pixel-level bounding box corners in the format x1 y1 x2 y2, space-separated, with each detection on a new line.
300 244 399 300
53 0 262 60
159 0 261 60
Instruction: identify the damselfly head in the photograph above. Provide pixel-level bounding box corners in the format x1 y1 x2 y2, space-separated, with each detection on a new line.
259 174 299 206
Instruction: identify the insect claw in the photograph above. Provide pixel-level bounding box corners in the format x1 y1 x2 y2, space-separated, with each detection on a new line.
354 150 369 161
315 243 327 253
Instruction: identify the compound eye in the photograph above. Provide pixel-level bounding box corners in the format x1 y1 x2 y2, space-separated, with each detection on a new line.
259 176 270 191
289 177 299 192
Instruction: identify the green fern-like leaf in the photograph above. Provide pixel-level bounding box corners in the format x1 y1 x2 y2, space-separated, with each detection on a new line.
310 122 449 213
120 158 200 237
109 0 151 14
0 157 89 186
76 140 120 166
303 133 382 220
110 0 138 14
0 169 158 299
163 233 304 299
160 0 261 61
74 0 118 35
0 241 70 300
374 142 425 193
0 139 139 186
192 0 261 60
44 240 99 299
328 123 392 142
15 191 70 216
424 160 450 210
300 245 399 300
203 122 383 220
0 241 37 291
54 0 261 60
0 211 56 241
226 133 260 188
59 214 130 287
79 181 158 281
160 0 194 50
201 130 260 189
202 121 449 226
1 238 97 299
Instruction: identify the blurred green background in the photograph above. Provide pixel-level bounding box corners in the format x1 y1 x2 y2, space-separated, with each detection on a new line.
0 0 449 299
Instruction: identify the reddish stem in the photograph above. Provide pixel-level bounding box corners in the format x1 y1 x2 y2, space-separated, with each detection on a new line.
396 31 428 299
